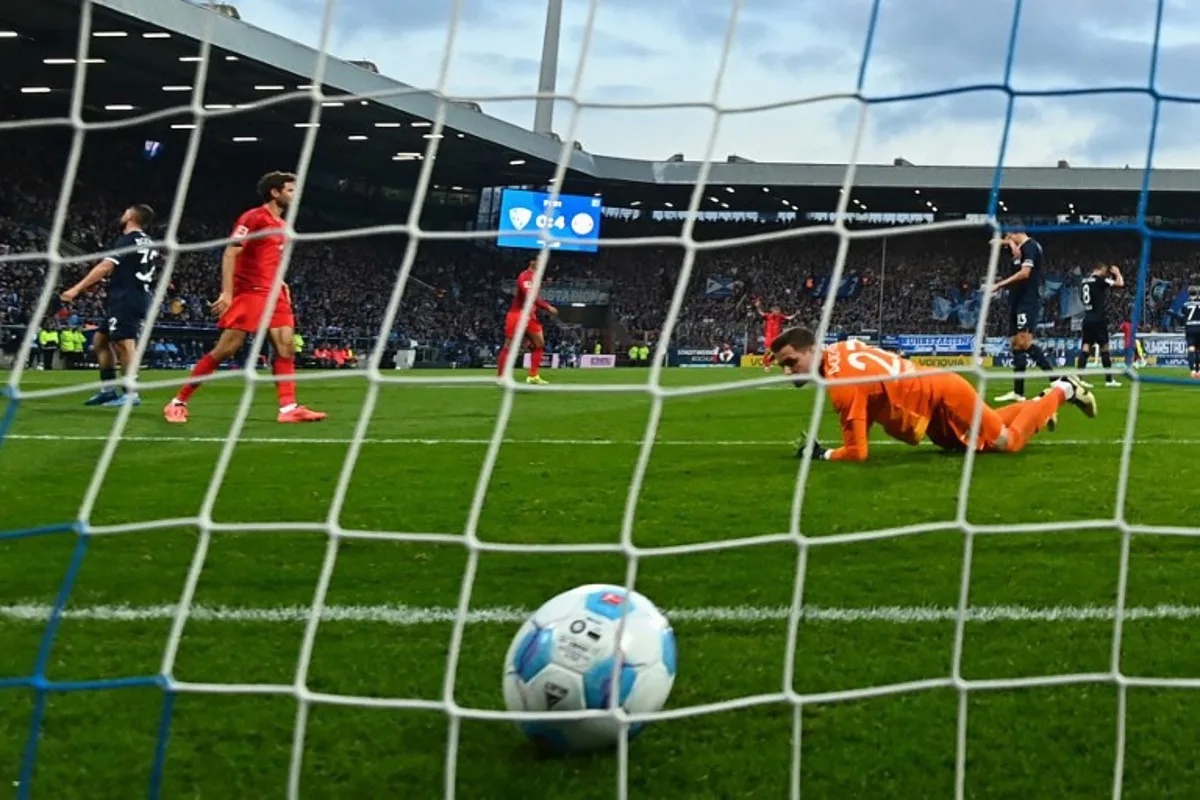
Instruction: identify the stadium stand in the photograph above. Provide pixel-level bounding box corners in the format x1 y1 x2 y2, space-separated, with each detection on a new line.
1 0 1197 371
3 130 1197 370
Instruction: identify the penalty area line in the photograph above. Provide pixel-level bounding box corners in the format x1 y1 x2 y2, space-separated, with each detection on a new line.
2 603 1200 626
4 434 1198 447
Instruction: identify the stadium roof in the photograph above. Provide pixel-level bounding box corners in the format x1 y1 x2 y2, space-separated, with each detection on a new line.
5 0 1200 218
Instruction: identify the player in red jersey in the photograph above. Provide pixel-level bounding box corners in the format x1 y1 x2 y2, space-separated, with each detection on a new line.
1120 320 1147 368
163 171 325 424
498 259 558 384
755 298 796 370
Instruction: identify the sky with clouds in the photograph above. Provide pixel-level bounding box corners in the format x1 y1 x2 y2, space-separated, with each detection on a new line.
223 0 1200 169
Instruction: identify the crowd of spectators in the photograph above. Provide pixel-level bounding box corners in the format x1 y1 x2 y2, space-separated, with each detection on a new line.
3 132 1199 365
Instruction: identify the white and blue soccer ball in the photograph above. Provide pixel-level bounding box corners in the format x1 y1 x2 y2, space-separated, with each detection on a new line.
502 583 677 753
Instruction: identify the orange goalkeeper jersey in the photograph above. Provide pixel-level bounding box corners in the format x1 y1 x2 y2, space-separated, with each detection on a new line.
819 340 955 461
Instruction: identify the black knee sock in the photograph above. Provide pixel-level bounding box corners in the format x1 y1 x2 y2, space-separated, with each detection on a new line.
99 367 117 391
1191 349 1199 372
1013 349 1028 397
1027 343 1056 375
1100 350 1114 382
1076 349 1090 370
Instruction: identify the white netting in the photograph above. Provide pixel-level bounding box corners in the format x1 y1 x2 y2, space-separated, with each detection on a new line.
4 0 1196 798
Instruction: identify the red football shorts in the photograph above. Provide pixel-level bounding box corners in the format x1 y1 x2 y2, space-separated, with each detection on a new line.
218 289 295 332
505 310 543 339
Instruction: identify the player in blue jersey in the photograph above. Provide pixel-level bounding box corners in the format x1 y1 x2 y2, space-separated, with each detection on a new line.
60 204 159 407
1184 284 1200 379
990 229 1058 403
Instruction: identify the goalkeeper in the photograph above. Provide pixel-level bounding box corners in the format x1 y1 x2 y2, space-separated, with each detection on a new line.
769 328 1096 462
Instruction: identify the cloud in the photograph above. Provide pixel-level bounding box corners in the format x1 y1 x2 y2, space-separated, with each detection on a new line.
748 0 1200 164
867 91 1009 137
226 0 1200 167
464 52 542 77
778 0 1200 93
567 27 660 60
758 47 858 78
586 83 656 102
598 0 774 47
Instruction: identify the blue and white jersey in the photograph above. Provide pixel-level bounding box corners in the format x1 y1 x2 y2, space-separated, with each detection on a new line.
101 229 158 314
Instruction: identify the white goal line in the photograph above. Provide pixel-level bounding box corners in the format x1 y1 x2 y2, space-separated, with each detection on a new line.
5 434 1197 448
3 602 1198 626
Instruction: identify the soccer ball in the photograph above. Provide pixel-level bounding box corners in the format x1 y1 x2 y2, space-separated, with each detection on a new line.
502 583 677 753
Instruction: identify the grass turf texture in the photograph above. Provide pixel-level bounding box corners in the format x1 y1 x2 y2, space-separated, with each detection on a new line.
1 367 1199 799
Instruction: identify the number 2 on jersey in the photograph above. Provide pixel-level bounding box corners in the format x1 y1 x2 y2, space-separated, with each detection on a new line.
843 339 909 377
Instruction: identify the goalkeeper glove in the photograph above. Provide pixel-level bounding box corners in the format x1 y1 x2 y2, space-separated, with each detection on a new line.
793 433 829 461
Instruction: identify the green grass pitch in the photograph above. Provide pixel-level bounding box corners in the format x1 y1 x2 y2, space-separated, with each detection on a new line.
2 366 1199 799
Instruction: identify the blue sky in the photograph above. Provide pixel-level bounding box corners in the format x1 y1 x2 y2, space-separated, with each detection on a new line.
223 0 1200 168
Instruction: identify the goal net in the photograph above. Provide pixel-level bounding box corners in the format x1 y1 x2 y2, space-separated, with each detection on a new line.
1 0 1196 798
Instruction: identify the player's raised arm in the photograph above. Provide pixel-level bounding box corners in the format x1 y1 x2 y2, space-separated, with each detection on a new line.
1108 265 1125 288
992 255 1031 291
60 257 115 303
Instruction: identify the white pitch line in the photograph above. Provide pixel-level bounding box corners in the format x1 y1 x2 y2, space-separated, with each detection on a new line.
2 603 1199 626
4 434 1198 447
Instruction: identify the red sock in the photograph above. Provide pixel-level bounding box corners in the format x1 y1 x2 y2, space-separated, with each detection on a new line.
273 357 297 408
530 348 544 378
497 347 509 377
176 353 219 403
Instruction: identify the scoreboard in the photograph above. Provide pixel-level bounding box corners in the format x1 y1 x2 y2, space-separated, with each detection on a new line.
496 189 602 253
